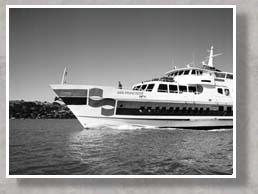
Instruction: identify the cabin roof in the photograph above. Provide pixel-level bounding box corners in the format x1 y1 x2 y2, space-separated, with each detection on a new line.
165 66 232 76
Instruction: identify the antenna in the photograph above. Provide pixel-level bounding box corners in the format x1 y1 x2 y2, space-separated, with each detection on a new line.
172 58 175 73
185 52 195 67
192 51 195 66
171 57 177 70
61 67 68 84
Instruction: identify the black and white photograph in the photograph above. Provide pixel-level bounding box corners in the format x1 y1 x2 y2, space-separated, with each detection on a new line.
7 5 236 178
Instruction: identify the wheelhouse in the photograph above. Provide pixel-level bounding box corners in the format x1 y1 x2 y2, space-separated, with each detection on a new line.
166 67 233 80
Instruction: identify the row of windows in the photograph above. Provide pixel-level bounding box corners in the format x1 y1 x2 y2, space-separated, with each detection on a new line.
61 97 87 105
169 69 204 77
137 106 232 112
133 83 230 96
215 72 233 79
157 84 202 94
158 84 230 96
167 69 233 80
133 83 155 91
217 88 230 96
133 83 203 94
116 105 233 116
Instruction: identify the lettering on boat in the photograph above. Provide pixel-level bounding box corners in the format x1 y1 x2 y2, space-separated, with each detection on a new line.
117 91 143 95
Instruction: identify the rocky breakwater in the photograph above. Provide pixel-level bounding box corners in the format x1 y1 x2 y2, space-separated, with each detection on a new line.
9 100 75 119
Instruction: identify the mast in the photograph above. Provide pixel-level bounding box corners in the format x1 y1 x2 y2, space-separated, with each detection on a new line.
207 46 214 67
207 46 222 67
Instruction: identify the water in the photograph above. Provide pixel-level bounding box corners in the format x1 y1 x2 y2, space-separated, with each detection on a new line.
9 119 233 175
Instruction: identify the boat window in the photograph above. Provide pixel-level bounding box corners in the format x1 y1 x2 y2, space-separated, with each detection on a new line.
201 80 211 83
179 85 187 93
161 107 166 112
62 97 87 105
219 106 224 111
217 88 223 94
158 84 168 93
139 106 145 113
197 70 203 76
196 85 203 94
140 84 147 91
227 106 232 112
188 86 197 93
224 89 230 96
174 71 178 76
135 85 141 90
146 84 154 92
178 71 184 75
215 72 226 78
191 69 196 75
183 70 190 75
169 85 178 93
226 74 233 79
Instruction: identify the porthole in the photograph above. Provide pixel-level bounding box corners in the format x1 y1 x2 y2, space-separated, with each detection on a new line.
139 106 145 113
225 89 230 96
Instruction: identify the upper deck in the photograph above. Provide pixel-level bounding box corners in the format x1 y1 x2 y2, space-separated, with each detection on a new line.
132 46 233 92
133 66 233 90
165 66 233 80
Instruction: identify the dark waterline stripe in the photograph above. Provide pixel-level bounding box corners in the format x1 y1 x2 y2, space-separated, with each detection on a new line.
77 115 232 121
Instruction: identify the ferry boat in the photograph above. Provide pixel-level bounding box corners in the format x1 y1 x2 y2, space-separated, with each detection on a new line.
50 46 233 129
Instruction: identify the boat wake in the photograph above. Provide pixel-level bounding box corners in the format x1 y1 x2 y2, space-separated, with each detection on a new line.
208 128 233 132
85 124 182 131
114 124 155 130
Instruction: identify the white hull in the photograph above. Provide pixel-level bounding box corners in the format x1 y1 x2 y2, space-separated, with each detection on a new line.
50 83 233 130
75 115 233 129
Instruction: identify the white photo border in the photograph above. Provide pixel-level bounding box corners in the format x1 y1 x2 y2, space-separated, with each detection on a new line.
6 4 236 178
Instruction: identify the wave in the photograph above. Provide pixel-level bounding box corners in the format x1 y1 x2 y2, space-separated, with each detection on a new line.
208 128 233 132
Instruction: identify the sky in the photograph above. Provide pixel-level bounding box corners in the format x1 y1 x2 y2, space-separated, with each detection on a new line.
9 8 233 102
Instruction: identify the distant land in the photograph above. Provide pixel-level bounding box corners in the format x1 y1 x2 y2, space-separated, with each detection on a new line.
9 100 75 119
